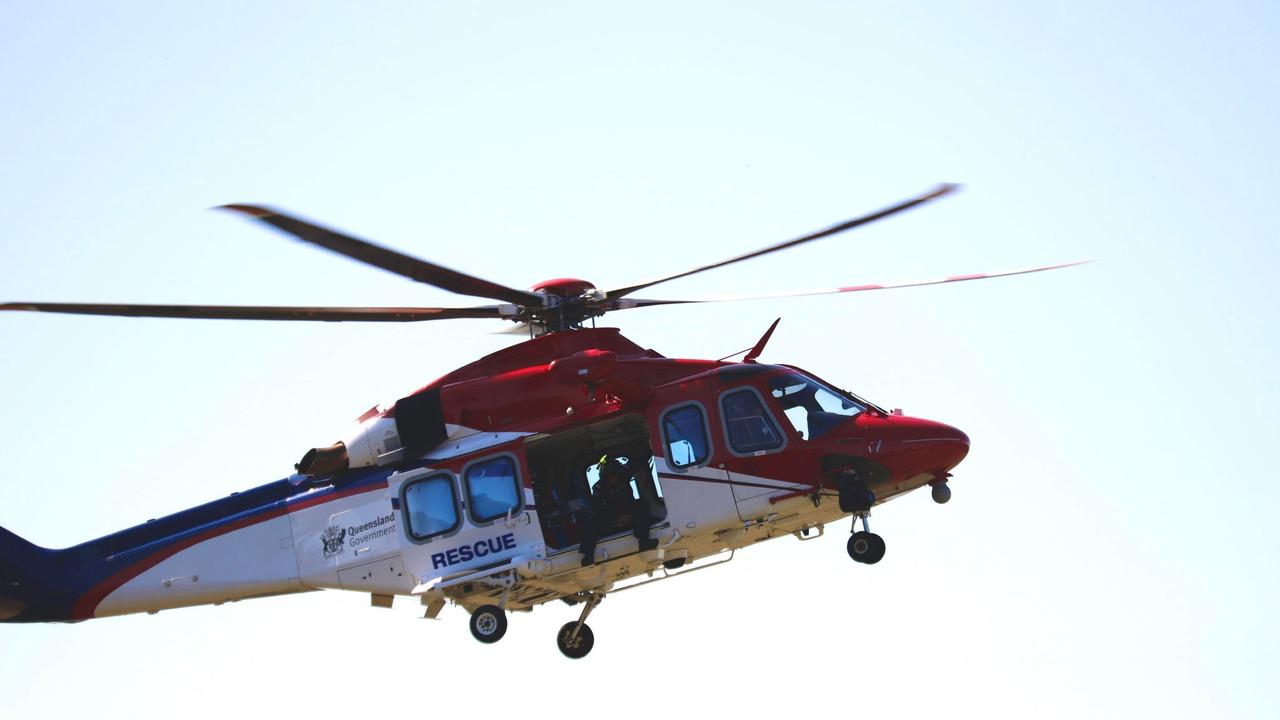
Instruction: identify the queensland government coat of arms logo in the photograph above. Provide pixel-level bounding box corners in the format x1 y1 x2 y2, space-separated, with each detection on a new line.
321 525 347 559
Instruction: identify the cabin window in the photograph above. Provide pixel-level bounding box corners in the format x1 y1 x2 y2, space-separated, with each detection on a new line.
403 474 460 540
720 387 785 455
661 403 711 468
464 454 523 524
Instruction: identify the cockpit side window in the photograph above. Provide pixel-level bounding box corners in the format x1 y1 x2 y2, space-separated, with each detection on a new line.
768 374 866 440
720 387 785 455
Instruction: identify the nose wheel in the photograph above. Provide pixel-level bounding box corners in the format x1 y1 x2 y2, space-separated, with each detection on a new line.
847 532 886 563
847 514 886 564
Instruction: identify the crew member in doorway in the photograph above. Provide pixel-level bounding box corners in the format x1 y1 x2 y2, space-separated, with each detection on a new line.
580 455 658 566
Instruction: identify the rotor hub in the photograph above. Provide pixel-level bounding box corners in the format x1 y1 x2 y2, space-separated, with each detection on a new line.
529 278 597 298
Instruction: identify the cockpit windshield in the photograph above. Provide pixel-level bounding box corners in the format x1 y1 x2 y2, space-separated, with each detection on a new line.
768 373 867 441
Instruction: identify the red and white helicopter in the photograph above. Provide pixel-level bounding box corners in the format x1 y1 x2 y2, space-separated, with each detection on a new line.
0 185 1084 657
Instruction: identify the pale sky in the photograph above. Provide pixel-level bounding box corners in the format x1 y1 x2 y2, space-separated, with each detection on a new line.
1 2 1277 718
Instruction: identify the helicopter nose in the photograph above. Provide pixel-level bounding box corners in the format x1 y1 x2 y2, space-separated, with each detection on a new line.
928 421 970 470
888 415 970 470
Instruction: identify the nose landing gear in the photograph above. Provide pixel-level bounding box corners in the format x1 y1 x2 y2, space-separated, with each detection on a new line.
846 514 886 564
835 470 886 564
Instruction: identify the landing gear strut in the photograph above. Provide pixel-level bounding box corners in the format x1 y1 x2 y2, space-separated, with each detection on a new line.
557 592 602 659
846 514 886 564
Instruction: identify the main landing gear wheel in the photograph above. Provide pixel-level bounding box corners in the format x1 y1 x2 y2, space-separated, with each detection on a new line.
469 604 508 644
557 621 595 659
847 532 886 564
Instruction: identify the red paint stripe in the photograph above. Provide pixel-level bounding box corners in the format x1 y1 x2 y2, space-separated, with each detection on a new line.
658 472 811 494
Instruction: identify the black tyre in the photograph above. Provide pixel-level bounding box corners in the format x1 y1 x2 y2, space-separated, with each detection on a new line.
847 532 869 562
469 605 508 644
864 532 886 564
847 531 886 564
556 621 595 659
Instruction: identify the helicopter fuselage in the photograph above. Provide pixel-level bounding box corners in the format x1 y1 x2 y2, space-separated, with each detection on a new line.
0 327 968 625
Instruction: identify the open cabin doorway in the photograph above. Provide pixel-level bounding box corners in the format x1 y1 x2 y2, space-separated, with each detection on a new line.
525 413 667 553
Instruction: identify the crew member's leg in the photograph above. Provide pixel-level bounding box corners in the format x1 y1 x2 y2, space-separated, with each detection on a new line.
630 499 657 551
578 510 599 566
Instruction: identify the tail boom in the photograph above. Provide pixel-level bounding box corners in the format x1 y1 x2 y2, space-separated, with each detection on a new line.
1 479 306 623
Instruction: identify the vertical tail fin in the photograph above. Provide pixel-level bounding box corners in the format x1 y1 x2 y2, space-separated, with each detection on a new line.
0 525 65 622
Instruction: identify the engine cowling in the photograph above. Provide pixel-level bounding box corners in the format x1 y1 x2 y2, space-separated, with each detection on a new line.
295 388 447 477
295 414 404 476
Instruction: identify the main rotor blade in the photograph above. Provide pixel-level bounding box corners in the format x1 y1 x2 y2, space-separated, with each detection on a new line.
219 205 544 307
606 184 959 299
613 260 1092 310
0 302 502 322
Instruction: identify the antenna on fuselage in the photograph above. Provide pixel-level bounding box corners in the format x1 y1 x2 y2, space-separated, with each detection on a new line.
744 318 781 363
717 318 781 363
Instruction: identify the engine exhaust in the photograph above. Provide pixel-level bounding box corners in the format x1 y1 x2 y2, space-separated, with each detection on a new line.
296 442 349 476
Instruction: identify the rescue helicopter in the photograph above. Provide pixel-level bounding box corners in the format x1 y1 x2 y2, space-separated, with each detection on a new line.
0 184 1085 658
